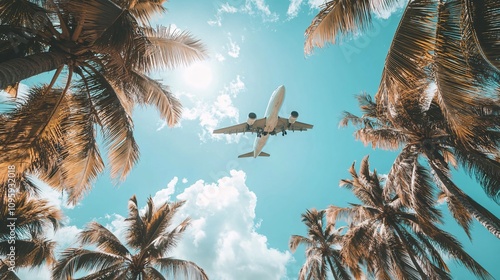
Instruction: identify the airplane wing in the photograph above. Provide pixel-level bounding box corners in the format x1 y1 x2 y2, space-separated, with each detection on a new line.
213 118 266 135
275 117 313 132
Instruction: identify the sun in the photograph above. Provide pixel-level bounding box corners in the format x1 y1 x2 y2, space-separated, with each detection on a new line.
182 61 213 89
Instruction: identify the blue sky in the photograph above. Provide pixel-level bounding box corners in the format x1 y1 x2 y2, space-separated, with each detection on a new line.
12 0 500 279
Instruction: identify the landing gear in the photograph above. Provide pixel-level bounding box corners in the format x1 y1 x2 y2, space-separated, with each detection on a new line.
282 130 287 136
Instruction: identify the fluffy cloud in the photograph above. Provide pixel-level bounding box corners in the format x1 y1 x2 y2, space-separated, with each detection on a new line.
152 176 178 204
37 180 77 210
215 53 226 62
286 0 324 19
227 38 241 58
209 0 279 27
181 75 246 143
155 170 291 280
287 0 303 18
17 171 290 279
307 0 325 8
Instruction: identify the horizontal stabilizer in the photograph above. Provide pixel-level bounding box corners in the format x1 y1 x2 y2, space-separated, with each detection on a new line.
238 151 270 158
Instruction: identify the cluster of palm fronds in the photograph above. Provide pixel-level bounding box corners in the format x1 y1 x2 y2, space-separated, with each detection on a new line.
0 0 208 278
0 191 207 279
0 0 207 204
292 0 500 279
51 196 208 280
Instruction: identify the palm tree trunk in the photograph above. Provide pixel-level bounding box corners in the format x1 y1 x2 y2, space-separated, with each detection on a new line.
326 257 339 280
0 52 69 89
428 159 500 239
393 224 429 280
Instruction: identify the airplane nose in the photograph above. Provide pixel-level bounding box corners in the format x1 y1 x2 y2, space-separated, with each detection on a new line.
276 85 285 97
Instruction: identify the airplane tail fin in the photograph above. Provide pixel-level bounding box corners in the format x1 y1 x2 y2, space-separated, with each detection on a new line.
238 151 270 158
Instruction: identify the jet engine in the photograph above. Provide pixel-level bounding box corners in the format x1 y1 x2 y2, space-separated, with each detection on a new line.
247 112 257 125
288 111 299 124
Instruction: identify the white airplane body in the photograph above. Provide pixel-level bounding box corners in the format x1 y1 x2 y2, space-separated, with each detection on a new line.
213 85 313 158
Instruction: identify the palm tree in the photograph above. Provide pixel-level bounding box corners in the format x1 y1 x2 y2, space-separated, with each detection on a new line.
289 209 351 280
330 156 492 280
306 0 500 151
0 191 62 279
52 195 208 280
0 0 207 204
341 93 500 238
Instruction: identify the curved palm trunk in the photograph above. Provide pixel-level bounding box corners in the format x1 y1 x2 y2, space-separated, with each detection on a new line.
0 52 69 89
428 159 500 239
326 257 339 280
393 224 429 280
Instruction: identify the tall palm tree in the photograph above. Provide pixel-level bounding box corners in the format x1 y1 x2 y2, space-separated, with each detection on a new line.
330 156 492 280
341 93 500 238
306 0 500 150
0 191 62 279
52 195 208 280
0 0 207 204
289 209 351 280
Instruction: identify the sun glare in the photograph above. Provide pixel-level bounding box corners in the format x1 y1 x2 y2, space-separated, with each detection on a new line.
182 61 213 89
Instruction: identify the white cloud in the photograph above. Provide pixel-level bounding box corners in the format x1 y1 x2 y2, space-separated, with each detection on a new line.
152 176 178 205
307 0 325 9
287 0 303 18
286 0 325 19
181 76 246 143
227 38 241 58
19 171 291 280
209 0 279 27
215 53 226 62
226 75 245 97
245 0 279 22
182 178 188 184
220 2 238 13
33 178 78 210
161 170 291 280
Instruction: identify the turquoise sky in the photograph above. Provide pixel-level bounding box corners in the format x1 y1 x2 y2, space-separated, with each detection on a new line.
15 1 500 279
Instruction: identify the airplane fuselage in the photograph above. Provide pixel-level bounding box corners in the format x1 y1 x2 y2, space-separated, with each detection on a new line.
253 85 285 157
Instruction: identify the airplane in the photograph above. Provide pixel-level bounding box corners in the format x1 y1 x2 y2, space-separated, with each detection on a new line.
213 85 313 158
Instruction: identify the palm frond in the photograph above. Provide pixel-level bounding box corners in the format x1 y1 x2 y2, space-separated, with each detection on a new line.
144 200 186 248
142 266 167 280
154 258 208 280
83 67 138 181
125 195 146 249
429 159 500 238
62 0 129 45
305 0 373 54
51 248 123 280
128 0 167 24
129 71 182 127
289 235 313 253
72 263 127 280
424 227 493 279
0 0 49 28
78 221 130 257
138 25 207 72
453 145 500 202
465 0 500 72
0 191 62 238
0 237 56 268
433 1 485 142
375 0 438 127
149 217 191 259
